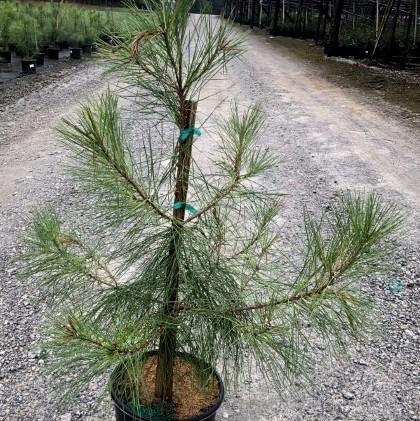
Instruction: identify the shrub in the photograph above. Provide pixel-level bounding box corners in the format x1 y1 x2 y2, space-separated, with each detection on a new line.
9 10 38 58
0 1 18 50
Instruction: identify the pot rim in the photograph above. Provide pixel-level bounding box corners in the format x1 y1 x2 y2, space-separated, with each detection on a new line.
110 351 225 421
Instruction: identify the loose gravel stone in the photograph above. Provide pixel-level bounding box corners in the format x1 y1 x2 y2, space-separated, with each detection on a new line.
342 391 355 400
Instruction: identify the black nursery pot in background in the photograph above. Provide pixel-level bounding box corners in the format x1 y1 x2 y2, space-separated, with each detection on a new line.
21 59 36 74
110 353 225 421
0 50 12 64
82 44 93 54
35 53 45 66
47 48 59 60
70 48 82 59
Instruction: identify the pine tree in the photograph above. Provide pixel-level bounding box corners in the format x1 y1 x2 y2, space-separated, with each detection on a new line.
23 1 402 419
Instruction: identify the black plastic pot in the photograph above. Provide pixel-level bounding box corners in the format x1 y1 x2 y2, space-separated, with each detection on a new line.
47 48 59 60
70 48 82 59
0 50 12 64
110 352 224 421
35 53 45 66
21 59 36 74
82 44 93 54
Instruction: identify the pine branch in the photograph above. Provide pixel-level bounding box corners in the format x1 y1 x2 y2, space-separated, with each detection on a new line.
178 192 402 316
183 175 245 224
52 234 119 290
57 234 119 288
24 211 120 292
184 104 270 224
229 199 281 260
98 3 243 125
229 285 337 315
62 318 150 355
59 91 173 224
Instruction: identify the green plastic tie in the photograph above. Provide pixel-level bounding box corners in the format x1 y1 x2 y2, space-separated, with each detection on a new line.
173 201 197 215
179 127 201 143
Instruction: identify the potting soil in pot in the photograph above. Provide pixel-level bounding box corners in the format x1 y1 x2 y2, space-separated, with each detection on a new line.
119 355 219 420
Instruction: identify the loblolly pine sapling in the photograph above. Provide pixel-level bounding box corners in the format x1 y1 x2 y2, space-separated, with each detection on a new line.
0 1 18 51
22 1 402 419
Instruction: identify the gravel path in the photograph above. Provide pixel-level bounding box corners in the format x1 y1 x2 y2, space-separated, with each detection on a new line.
0 27 419 420
0 58 91 109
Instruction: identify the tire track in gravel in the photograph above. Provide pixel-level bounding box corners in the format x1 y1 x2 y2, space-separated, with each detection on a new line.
238 30 420 225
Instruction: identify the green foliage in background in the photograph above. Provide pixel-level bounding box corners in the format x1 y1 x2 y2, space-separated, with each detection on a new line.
9 6 38 57
0 0 18 49
0 1 128 56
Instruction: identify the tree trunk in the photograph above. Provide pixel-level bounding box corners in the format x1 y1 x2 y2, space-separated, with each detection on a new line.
154 100 198 403
315 0 324 43
414 0 418 47
325 0 344 56
387 0 402 61
295 0 304 34
400 1 414 68
322 0 329 39
371 0 396 59
250 0 257 28
271 0 282 34
223 0 229 18
352 0 356 30
239 0 244 24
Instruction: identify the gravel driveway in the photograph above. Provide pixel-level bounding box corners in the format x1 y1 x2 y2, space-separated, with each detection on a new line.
0 26 419 420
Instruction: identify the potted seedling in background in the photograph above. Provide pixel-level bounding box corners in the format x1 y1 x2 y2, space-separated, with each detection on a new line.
27 3 46 66
100 9 117 44
33 3 53 55
68 8 83 60
10 11 38 74
0 1 17 64
45 2 62 60
23 1 402 420
81 11 100 54
57 6 72 52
